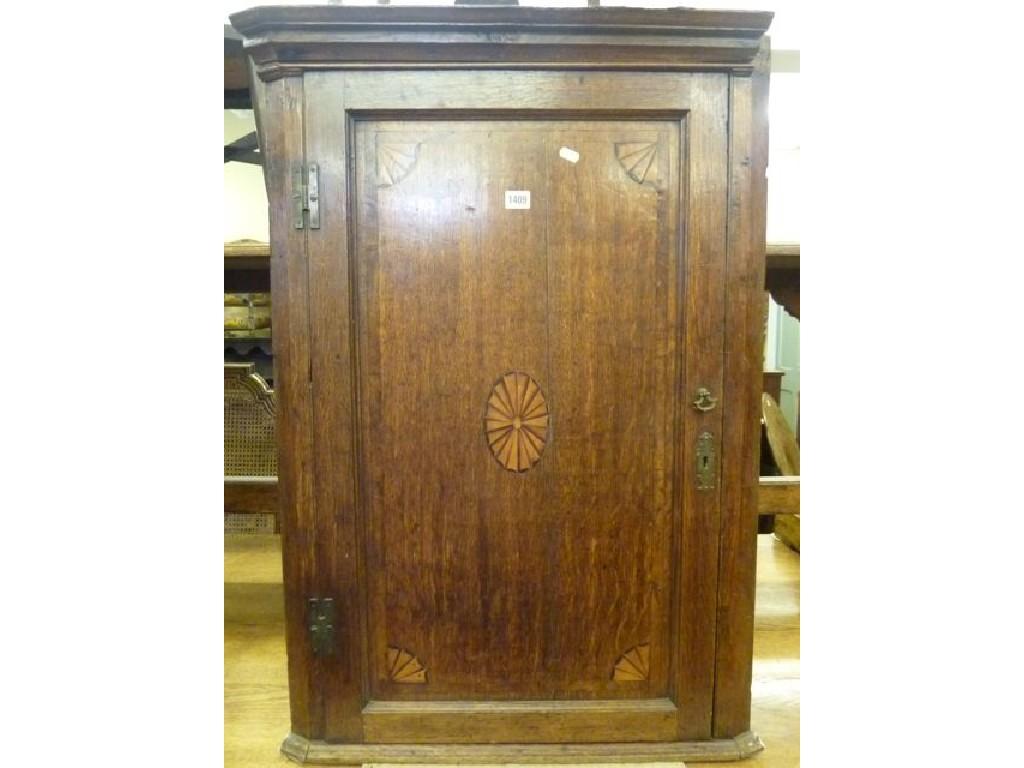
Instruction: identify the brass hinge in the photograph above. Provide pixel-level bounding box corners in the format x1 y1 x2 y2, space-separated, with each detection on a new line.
292 163 320 230
307 597 335 656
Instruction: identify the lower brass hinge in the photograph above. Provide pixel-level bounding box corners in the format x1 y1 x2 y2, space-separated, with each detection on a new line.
307 597 335 656
293 163 320 230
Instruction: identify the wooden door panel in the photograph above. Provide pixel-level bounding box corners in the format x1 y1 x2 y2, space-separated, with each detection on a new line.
356 122 553 701
543 125 679 700
353 120 681 706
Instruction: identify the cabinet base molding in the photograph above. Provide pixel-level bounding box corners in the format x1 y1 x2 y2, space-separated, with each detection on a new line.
280 731 763 765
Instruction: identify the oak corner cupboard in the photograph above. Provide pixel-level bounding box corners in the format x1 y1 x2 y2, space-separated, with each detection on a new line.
230 4 772 764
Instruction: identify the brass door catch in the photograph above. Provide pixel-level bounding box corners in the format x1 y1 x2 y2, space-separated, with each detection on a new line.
692 387 718 412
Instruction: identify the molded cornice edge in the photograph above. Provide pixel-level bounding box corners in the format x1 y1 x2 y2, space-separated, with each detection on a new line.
229 6 774 80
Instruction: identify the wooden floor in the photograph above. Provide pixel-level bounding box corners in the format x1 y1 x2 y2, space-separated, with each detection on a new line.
225 534 799 767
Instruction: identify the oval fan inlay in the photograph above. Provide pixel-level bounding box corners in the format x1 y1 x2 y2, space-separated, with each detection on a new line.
485 372 549 473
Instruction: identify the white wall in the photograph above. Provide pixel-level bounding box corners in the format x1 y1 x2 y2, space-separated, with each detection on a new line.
224 110 268 242
767 72 800 244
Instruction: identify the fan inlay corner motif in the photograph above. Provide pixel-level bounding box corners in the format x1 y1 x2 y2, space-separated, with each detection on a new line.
386 646 427 684
615 142 658 185
612 643 650 681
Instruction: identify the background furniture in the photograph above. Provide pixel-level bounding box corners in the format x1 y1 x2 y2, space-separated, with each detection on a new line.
224 362 278 533
762 242 799 478
224 24 251 110
225 240 274 386
765 242 799 320
758 475 800 521
763 369 785 405
761 393 800 551
232 4 771 762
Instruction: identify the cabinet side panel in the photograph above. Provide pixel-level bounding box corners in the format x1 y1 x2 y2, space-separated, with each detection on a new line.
253 73 317 736
304 72 367 742
714 40 770 737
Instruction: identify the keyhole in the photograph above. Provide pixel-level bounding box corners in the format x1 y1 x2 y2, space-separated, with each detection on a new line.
701 456 709 469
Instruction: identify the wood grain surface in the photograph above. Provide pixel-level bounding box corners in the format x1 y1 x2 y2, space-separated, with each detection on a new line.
353 119 680 706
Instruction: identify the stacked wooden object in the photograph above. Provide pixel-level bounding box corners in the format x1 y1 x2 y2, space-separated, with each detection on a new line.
224 292 271 339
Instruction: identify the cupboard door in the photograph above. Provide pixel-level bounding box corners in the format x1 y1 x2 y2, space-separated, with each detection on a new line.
318 115 723 742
